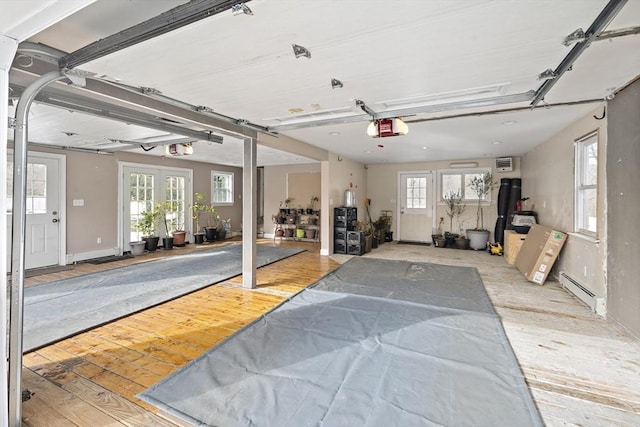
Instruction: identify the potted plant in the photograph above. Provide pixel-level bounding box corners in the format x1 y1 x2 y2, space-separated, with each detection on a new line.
204 206 220 243
356 221 374 252
467 171 495 250
158 201 177 250
373 215 391 244
308 196 319 214
191 192 210 244
443 190 462 246
136 203 161 252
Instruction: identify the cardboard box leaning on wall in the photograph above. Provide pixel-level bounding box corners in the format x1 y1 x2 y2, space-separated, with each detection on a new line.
515 224 567 285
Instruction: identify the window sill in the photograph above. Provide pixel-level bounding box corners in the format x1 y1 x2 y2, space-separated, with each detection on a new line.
568 232 600 244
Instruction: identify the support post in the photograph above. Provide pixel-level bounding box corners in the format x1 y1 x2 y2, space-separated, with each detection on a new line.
9 70 64 426
242 137 257 288
1 34 18 427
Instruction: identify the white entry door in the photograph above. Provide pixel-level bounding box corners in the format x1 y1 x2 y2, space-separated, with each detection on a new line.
7 152 64 269
398 172 433 243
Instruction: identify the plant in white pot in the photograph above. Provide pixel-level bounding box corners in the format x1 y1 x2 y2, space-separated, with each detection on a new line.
467 171 495 250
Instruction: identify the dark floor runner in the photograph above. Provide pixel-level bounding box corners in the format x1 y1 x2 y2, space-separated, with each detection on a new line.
140 257 542 427
23 243 304 352
84 254 134 264
397 240 432 246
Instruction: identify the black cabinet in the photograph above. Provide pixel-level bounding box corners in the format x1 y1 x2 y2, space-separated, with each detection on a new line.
334 207 357 254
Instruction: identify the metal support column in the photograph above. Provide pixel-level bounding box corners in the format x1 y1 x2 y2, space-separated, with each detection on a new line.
1 34 18 427
9 70 65 426
242 137 257 289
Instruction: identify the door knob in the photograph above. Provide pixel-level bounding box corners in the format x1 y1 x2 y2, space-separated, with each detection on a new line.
52 218 59 223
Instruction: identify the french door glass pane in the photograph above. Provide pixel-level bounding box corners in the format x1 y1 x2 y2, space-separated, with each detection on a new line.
130 173 154 241
165 176 186 232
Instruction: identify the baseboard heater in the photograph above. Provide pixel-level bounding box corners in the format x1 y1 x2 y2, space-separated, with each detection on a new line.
559 271 605 315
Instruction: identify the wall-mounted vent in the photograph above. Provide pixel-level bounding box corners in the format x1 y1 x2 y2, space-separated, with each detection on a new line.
559 271 605 315
495 157 513 172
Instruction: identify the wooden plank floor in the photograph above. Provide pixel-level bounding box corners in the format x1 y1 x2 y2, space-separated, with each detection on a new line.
19 239 640 426
21 239 338 426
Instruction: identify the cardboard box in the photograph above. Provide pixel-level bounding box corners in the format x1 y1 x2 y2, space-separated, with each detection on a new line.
504 230 527 265
515 224 567 285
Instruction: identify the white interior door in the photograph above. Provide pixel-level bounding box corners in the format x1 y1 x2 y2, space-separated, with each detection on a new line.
7 152 64 269
398 172 433 243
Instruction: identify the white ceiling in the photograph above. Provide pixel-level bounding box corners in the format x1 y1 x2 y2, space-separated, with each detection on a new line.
6 0 640 166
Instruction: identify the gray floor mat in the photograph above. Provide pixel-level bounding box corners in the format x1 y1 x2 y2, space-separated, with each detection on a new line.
139 257 542 427
23 244 303 352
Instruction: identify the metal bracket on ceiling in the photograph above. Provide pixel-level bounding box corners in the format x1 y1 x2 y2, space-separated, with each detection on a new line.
355 99 376 120
531 0 629 108
563 28 587 46
63 69 96 87
140 86 162 95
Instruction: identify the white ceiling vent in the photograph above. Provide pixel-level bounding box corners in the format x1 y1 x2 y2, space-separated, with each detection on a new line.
495 157 513 172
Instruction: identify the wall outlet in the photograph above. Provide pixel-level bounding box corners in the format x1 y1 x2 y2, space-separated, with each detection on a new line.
97 237 102 244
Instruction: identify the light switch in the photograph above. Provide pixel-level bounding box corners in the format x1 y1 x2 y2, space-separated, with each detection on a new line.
73 199 84 206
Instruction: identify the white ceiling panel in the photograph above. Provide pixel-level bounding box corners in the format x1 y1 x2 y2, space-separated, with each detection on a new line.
4 0 638 166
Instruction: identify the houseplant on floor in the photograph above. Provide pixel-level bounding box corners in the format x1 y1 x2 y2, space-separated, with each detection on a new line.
137 203 162 252
158 201 177 249
191 192 212 244
443 190 463 247
467 171 495 250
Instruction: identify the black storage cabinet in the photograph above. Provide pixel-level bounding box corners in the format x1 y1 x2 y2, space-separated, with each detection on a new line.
334 207 357 254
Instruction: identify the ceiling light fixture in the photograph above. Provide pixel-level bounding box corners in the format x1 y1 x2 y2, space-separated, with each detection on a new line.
331 78 343 89
292 44 311 59
231 3 253 15
367 118 408 138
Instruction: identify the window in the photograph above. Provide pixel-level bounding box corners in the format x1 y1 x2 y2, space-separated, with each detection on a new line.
6 161 48 214
211 171 234 205
439 168 492 202
406 176 427 209
575 132 598 236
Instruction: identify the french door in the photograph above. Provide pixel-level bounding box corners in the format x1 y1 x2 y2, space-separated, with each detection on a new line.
121 163 191 252
398 171 433 243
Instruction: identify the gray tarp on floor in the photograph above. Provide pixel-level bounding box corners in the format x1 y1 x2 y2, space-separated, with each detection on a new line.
140 257 543 427
23 244 303 352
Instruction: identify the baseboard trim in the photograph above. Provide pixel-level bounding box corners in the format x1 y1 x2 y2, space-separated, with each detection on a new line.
66 247 120 264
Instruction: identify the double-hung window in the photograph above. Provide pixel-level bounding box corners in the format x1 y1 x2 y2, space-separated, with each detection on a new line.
575 132 598 236
211 171 234 206
439 168 492 202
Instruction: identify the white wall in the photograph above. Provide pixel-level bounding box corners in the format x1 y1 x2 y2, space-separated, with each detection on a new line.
522 105 607 305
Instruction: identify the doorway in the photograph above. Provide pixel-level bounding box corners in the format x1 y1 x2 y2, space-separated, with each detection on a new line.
398 171 433 243
120 163 192 252
6 151 66 269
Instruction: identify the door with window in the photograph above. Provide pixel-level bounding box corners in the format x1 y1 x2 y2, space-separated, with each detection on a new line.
398 172 433 242
122 164 191 251
6 152 64 269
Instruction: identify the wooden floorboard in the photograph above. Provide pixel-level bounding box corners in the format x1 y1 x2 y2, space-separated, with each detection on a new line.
19 239 640 426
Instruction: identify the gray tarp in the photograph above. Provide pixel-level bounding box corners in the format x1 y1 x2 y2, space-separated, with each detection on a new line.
140 257 543 427
23 244 303 352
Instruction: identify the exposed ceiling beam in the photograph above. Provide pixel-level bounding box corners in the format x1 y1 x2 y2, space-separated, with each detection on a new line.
531 0 628 107
59 0 242 69
9 83 225 144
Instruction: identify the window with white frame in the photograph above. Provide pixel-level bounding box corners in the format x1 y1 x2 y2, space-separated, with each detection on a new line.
439 168 492 202
575 132 598 236
211 171 234 205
